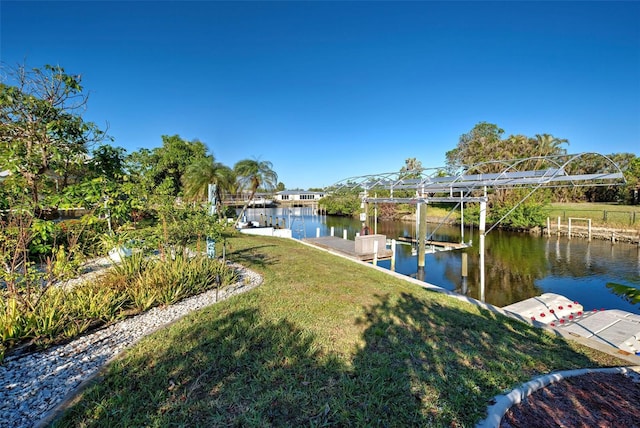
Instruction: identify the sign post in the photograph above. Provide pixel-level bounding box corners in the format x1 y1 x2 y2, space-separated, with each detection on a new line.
206 237 216 259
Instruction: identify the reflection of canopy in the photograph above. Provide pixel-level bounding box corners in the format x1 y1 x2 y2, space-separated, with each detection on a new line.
329 153 625 204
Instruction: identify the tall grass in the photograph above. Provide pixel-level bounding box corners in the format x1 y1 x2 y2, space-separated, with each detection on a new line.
545 202 640 228
0 254 239 361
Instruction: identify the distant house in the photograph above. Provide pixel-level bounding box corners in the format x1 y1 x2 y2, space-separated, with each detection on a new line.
275 190 325 204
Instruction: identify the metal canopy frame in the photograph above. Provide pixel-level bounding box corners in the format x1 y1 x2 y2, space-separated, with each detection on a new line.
330 153 625 202
328 153 625 235
325 153 626 295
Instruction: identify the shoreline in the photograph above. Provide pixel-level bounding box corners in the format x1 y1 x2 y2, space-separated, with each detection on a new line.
395 214 640 245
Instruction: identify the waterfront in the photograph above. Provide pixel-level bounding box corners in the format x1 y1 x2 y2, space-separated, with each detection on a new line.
243 207 640 314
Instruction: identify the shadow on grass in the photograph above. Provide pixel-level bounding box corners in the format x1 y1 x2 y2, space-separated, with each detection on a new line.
348 290 603 426
54 291 602 427
227 244 279 269
55 305 348 427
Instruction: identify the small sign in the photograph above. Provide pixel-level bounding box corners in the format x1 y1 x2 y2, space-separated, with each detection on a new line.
206 237 216 258
359 213 366 221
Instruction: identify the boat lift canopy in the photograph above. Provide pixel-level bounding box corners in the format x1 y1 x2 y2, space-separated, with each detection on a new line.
328 153 625 237
326 152 626 293
329 153 625 205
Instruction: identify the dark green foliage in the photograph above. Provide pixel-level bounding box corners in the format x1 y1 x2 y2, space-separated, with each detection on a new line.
0 252 239 361
465 190 550 231
488 198 549 230
319 191 361 216
0 63 107 207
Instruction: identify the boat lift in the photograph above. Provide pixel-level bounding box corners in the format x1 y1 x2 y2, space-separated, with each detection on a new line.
328 153 626 297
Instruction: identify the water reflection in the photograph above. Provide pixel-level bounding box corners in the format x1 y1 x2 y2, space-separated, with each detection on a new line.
242 208 640 314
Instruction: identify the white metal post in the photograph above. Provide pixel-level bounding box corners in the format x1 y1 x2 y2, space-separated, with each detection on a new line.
373 240 378 266
391 239 396 271
460 191 464 244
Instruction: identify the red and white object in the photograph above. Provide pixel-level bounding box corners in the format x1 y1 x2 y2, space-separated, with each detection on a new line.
502 293 584 325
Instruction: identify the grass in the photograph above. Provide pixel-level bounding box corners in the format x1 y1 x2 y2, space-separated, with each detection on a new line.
545 202 639 229
55 234 630 427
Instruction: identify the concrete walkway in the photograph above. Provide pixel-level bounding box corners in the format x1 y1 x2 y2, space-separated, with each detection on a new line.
303 236 393 261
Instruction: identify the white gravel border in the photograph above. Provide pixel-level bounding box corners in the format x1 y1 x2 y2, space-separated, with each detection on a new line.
0 261 262 428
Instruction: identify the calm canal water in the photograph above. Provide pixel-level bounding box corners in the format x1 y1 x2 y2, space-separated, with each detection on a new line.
243 207 640 315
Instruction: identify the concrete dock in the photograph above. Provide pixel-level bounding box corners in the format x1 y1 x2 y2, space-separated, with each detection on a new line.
303 236 393 262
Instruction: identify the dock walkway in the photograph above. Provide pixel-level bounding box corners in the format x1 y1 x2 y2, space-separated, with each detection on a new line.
303 236 393 262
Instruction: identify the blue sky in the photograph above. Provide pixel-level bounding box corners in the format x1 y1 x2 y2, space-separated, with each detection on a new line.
2 1 639 189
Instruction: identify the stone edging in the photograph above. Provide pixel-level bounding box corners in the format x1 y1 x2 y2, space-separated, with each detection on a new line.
475 366 640 428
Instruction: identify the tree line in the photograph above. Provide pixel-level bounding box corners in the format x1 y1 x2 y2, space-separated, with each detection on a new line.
0 63 280 229
445 122 639 204
320 122 639 227
2 63 638 233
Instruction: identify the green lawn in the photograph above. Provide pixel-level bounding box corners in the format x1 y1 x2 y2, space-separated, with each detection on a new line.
545 202 639 228
55 234 629 427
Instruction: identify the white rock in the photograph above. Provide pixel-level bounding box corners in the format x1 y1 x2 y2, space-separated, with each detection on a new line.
0 262 262 428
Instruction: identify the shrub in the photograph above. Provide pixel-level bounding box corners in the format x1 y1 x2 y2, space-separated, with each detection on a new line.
0 241 240 362
58 216 109 258
66 282 128 324
29 219 58 257
319 192 361 216
0 297 28 344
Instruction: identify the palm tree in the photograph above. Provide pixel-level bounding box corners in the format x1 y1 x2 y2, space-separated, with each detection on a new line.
399 157 423 179
534 134 568 157
182 156 234 214
233 158 278 225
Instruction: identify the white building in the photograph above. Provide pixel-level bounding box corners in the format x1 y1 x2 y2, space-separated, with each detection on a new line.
275 190 325 204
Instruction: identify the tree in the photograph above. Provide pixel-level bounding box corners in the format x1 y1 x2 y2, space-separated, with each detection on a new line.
318 190 361 216
125 148 156 195
583 152 638 203
503 134 530 159
444 123 574 228
149 135 209 196
89 144 127 181
399 157 423 179
625 155 640 204
182 155 234 214
446 124 569 173
233 158 278 224
534 133 569 157
401 157 422 172
0 63 107 208
445 122 504 172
